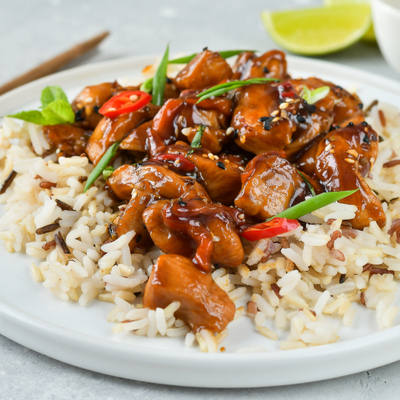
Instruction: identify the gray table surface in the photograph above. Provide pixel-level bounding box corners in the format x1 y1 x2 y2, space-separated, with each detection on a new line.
1 0 400 398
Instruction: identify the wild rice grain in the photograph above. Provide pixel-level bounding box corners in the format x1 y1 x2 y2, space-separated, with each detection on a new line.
55 199 73 211
36 222 60 235
0 170 17 194
54 232 71 254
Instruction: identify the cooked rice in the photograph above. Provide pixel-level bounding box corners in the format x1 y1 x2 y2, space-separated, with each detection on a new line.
1 94 400 353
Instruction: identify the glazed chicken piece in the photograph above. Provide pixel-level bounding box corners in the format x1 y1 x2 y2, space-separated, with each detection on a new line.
72 82 116 129
231 51 257 80
181 125 231 154
289 77 364 126
107 162 210 249
85 104 159 165
235 151 308 220
120 94 233 156
43 124 91 157
315 122 386 229
240 49 290 81
158 144 242 205
231 83 298 155
174 50 233 91
143 254 236 333
143 199 247 271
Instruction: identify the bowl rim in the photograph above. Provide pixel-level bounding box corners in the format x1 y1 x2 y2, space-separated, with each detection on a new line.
373 0 400 17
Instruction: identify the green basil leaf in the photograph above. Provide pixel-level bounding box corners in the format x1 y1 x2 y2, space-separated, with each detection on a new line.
267 189 359 221
196 78 279 103
84 141 121 193
152 44 169 106
191 125 206 148
41 85 69 108
302 85 330 105
41 99 75 125
140 77 153 94
6 110 47 125
169 49 256 64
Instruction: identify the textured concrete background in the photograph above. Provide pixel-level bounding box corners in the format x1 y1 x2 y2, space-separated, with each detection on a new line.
1 0 400 398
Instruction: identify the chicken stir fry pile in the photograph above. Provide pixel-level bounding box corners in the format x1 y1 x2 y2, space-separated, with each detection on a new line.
44 49 385 333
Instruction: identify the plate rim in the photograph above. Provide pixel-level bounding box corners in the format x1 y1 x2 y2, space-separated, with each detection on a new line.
1 54 400 388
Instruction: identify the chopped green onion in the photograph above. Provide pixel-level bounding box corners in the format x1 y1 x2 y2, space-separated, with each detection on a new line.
302 86 330 105
297 170 316 197
140 77 153 93
152 44 169 106
102 166 115 179
169 49 256 64
267 189 359 221
191 125 206 148
84 141 121 193
196 78 279 103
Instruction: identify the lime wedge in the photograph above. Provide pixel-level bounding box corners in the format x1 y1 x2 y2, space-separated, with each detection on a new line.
324 0 376 43
261 5 372 56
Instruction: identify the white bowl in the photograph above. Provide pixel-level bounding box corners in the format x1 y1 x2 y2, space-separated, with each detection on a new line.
372 0 400 76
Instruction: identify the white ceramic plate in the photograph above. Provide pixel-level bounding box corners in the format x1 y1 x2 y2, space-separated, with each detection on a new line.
1 55 400 388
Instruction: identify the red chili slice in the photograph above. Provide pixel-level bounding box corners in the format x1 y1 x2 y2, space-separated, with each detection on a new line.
152 154 196 171
99 91 152 119
240 218 300 241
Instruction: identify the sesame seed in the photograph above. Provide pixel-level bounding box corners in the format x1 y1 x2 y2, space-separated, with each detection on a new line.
216 161 226 170
85 107 93 116
239 166 245 171
286 98 294 104
107 107 116 112
224 159 230 164
370 157 375 164
174 158 180 166
263 122 271 130
226 127 234 135
240 135 246 144
175 127 179 137
181 128 191 136
361 121 368 126
208 153 215 160
202 154 208 158
281 110 289 120
177 115 184 125
131 190 138 199
365 127 369 132
259 116 271 122
297 115 306 123
129 95 139 102
325 143 332 152
77 102 83 109
238 213 245 220
347 122 354 127
272 117 280 123
263 66 269 74
214 155 219 160
329 149 335 154
345 158 355 164
279 102 289 110
178 200 186 206
271 110 279 117
234 129 239 139
84 97 93 104
346 149 359 158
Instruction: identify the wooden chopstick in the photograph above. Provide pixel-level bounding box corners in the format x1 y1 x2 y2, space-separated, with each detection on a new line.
0 31 110 96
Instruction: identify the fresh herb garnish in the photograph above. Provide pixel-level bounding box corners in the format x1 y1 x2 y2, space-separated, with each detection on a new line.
140 77 153 94
267 189 359 221
191 125 206 148
7 85 75 125
302 86 330 105
196 78 279 103
169 49 256 64
152 44 169 106
84 141 120 193
297 170 316 197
